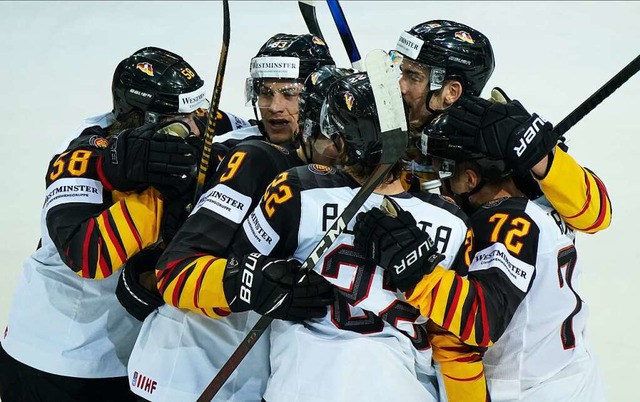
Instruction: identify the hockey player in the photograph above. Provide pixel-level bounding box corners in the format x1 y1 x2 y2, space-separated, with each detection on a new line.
223 72 476 402
0 47 242 402
124 66 348 401
207 33 335 162
353 100 606 401
392 20 611 232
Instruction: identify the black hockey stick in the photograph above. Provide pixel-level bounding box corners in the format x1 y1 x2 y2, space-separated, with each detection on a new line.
195 49 407 402
193 0 231 204
554 53 640 137
298 1 325 41
326 0 364 70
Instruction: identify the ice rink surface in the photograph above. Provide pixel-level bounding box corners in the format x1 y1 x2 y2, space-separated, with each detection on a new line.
0 1 638 400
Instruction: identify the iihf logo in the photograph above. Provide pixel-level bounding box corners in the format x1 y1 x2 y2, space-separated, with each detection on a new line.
131 371 138 387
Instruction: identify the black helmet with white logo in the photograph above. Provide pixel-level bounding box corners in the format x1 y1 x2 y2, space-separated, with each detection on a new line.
112 47 207 122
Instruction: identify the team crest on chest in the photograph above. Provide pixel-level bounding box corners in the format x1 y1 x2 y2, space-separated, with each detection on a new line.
308 164 335 175
88 135 109 149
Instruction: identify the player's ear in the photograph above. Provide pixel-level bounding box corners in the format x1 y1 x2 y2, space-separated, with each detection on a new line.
463 167 480 192
443 80 464 107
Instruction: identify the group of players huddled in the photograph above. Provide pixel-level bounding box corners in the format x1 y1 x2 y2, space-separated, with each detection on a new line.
0 17 610 402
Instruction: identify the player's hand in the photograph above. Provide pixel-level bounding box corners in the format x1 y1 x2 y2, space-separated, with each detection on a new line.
353 198 444 292
102 121 198 199
115 248 165 321
222 253 334 321
446 93 558 173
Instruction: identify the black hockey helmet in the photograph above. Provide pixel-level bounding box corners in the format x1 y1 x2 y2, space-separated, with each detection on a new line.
251 33 335 80
421 112 511 182
320 72 383 166
299 66 356 142
112 47 207 122
394 20 495 96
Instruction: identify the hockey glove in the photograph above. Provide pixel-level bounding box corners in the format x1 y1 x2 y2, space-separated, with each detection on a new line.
222 253 334 321
102 121 198 200
447 95 558 173
353 198 444 292
116 248 165 321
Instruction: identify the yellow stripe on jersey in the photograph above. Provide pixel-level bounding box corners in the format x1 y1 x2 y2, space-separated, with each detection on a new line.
406 266 494 348
75 187 163 279
537 146 611 233
428 322 488 402
158 256 230 314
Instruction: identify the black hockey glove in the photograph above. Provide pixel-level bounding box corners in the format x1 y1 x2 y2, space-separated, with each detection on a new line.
160 186 194 244
102 121 198 200
353 198 444 292
222 253 334 321
116 248 165 321
447 94 558 173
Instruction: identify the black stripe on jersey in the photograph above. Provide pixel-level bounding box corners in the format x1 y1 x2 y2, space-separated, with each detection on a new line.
412 192 471 228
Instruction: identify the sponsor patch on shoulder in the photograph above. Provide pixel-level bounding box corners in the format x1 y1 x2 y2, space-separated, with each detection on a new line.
308 164 335 175
268 143 290 154
191 184 251 223
44 177 103 213
89 135 109 149
470 242 534 292
243 209 280 255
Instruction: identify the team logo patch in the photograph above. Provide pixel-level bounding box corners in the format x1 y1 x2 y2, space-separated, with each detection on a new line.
88 135 109 149
136 62 154 76
454 31 474 44
268 143 290 154
308 164 335 175
310 71 320 85
344 92 355 111
481 197 508 208
312 36 326 46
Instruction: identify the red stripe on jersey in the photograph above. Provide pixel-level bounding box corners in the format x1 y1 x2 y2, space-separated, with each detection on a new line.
475 281 491 347
461 297 478 341
564 170 592 220
443 275 463 329
427 281 440 318
583 173 610 232
95 155 114 192
119 202 143 251
214 308 231 317
193 258 216 308
171 270 189 307
443 370 485 382
101 210 127 263
82 219 95 277
97 237 112 278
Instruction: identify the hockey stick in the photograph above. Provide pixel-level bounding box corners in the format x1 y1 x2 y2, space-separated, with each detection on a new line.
298 1 325 41
554 53 640 136
326 0 364 70
195 49 407 402
193 0 231 204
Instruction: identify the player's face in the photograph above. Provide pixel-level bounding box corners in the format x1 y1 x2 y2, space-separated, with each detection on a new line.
258 80 303 144
398 58 431 128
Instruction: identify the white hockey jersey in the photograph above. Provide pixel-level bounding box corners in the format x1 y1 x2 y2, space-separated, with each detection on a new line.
1 113 142 377
231 165 470 402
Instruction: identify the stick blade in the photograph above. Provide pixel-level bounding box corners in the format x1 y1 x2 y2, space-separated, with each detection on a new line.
365 49 408 164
